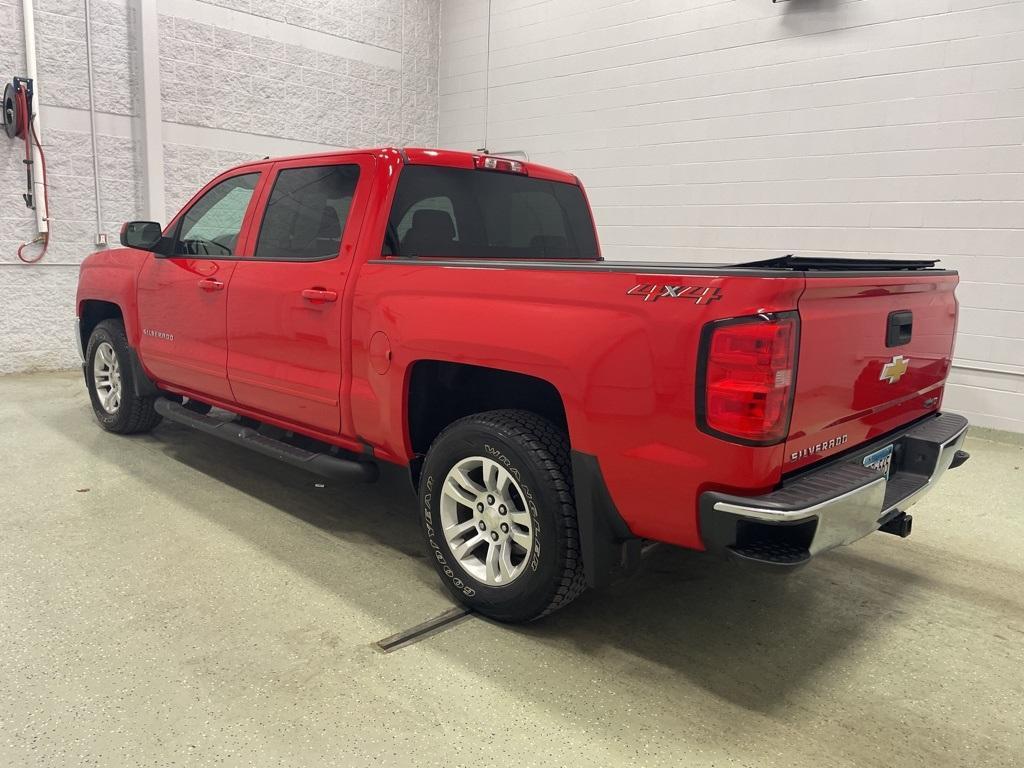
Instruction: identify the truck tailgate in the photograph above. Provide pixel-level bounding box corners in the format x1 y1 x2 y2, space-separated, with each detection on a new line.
785 272 959 471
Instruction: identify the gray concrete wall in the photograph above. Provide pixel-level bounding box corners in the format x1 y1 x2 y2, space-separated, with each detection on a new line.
0 0 439 373
439 0 1024 433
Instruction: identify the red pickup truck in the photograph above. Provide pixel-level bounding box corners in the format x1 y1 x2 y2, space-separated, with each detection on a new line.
76 148 970 622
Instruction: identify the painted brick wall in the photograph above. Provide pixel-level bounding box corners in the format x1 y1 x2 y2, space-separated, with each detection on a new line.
0 0 141 373
1 0 439 374
197 0 404 51
439 0 1024 432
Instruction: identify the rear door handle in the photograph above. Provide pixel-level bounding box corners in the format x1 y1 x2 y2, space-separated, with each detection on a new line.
301 288 338 303
198 278 224 292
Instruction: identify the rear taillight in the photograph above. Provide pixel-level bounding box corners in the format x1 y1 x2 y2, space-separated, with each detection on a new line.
697 313 799 445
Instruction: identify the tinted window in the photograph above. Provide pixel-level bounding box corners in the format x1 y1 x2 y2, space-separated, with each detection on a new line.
385 165 598 259
397 196 458 242
254 164 360 260
175 173 258 256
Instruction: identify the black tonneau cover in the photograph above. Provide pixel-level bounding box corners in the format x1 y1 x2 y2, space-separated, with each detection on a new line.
371 254 954 278
735 254 940 271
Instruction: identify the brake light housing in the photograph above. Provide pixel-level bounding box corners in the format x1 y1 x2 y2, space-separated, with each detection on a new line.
474 155 526 174
697 312 800 445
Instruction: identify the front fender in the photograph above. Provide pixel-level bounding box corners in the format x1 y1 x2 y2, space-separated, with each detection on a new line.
76 248 147 346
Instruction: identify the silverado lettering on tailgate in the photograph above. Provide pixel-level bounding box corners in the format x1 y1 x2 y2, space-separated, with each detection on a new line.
789 434 849 463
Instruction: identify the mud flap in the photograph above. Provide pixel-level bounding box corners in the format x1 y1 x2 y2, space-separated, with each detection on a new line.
571 451 640 588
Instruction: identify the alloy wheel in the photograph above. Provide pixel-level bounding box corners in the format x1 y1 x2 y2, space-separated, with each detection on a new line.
92 341 122 414
439 456 535 586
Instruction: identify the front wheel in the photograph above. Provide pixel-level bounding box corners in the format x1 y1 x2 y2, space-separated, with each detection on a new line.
419 410 586 622
85 319 162 434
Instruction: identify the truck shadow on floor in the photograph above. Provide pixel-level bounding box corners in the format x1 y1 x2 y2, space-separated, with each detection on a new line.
67 412 928 715
513 545 920 713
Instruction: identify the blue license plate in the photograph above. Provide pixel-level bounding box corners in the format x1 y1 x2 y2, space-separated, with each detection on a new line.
863 444 894 479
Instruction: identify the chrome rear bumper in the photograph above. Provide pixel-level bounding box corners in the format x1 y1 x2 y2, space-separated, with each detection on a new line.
699 413 969 567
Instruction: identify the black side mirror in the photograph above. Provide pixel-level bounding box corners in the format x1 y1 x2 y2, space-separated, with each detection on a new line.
120 221 164 251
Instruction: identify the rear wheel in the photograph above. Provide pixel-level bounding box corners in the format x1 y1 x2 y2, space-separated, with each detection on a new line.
85 319 162 434
419 410 586 622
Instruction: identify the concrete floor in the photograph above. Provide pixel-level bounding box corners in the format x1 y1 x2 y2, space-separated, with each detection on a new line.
1 372 1022 767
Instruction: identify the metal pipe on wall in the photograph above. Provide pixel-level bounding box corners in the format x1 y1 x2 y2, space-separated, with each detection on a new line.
136 0 166 224
21 0 48 233
83 0 104 243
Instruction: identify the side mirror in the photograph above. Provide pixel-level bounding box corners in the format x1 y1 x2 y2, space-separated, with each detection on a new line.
120 221 164 251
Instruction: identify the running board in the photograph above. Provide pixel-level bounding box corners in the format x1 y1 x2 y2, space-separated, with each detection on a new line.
154 398 378 482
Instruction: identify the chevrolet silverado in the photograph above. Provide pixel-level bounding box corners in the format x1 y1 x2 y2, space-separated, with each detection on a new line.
75 148 970 622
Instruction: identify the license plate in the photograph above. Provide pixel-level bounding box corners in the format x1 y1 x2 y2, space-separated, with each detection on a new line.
863 444 894 479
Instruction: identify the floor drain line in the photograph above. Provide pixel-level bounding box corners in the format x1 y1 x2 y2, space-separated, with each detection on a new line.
375 606 473 653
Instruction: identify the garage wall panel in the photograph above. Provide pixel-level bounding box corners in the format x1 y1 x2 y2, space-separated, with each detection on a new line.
1 0 440 374
439 0 1024 432
0 0 142 374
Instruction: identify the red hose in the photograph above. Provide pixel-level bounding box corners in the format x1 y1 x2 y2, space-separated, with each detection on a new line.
14 83 49 264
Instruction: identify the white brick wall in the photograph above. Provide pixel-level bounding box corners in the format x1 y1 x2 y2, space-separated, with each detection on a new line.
1 0 439 374
439 0 1024 433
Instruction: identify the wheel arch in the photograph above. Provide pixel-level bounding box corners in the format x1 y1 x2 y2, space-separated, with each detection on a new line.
79 299 160 398
78 299 124 352
406 360 568 477
405 360 639 591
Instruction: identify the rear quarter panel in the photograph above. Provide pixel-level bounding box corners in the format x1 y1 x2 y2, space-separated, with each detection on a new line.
351 260 804 548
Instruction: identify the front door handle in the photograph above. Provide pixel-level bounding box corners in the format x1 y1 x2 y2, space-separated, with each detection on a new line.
198 278 224 292
301 288 338 303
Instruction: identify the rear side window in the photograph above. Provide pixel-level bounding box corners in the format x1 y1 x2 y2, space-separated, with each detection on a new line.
385 165 598 259
254 164 360 260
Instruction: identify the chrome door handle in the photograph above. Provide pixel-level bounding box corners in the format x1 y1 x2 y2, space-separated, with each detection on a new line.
198 278 224 291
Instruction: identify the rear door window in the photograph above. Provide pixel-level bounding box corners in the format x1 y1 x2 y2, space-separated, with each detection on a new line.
385 165 598 259
254 164 360 260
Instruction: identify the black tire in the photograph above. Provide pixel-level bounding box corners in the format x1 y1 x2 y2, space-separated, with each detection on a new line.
85 319 162 434
419 410 586 622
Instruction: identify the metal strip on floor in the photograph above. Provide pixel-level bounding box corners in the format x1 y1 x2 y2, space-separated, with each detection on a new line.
375 606 473 653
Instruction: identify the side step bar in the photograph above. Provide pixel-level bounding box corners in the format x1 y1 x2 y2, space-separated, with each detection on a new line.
154 398 378 482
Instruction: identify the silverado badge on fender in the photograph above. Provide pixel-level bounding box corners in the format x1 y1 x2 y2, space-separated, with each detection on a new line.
627 284 723 304
880 355 910 384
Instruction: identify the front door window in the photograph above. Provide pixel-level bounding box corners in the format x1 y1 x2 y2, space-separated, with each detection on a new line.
174 173 259 256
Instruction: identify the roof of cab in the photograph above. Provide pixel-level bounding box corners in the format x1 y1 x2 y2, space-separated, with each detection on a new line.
228 147 579 185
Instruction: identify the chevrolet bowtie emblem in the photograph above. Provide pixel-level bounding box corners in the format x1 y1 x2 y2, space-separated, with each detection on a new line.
880 355 910 384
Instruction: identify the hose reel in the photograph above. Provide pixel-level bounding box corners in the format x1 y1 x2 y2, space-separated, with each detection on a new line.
3 77 35 208
4 77 50 262
3 77 31 139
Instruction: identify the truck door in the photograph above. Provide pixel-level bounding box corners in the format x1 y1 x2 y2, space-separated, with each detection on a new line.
136 169 264 402
225 155 373 435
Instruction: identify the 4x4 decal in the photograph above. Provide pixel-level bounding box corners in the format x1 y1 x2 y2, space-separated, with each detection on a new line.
627 284 723 304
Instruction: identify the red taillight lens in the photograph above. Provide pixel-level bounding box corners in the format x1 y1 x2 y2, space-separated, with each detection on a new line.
699 314 799 444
